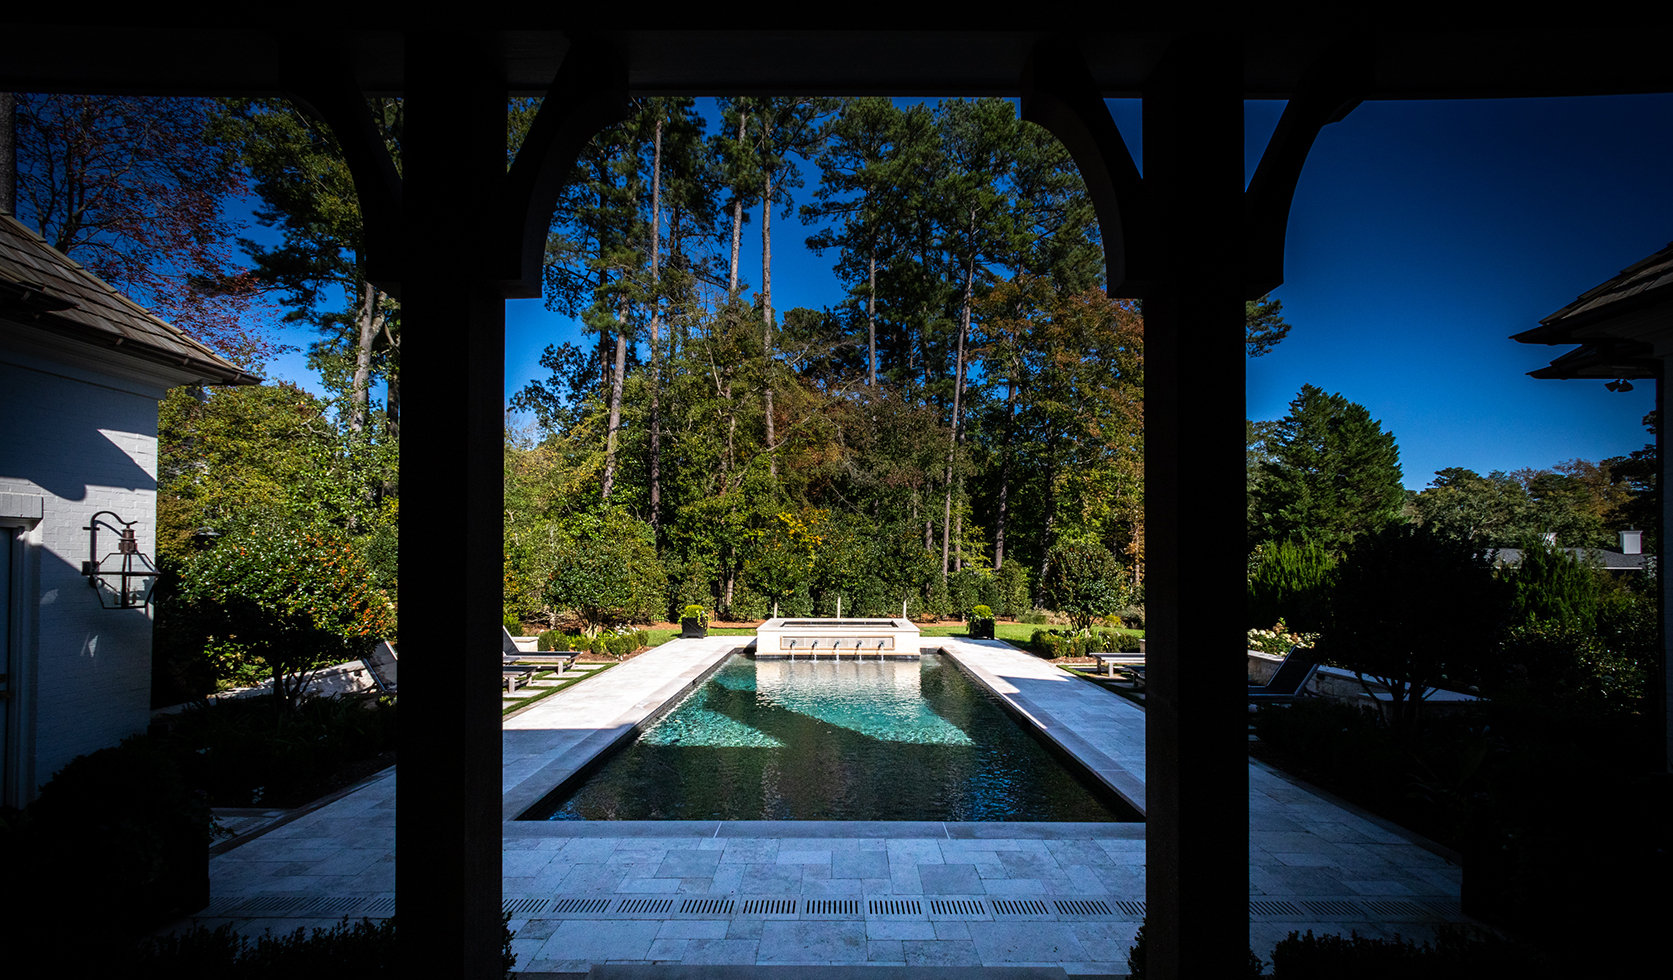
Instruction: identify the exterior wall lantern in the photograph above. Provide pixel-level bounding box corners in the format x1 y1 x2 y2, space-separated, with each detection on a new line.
81 510 158 609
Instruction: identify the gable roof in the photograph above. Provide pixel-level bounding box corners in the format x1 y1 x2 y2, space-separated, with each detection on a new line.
0 214 258 386
1492 546 1652 572
1512 240 1673 380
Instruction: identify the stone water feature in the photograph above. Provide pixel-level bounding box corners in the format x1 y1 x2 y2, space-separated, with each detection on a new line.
755 617 921 659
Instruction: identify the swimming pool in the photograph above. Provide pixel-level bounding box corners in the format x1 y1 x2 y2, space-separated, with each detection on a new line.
524 653 1140 822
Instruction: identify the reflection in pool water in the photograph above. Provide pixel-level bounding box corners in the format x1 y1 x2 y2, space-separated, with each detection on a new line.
530 653 1138 822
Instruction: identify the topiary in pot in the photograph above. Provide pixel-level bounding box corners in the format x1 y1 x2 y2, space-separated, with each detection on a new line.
968 604 995 639
681 604 709 638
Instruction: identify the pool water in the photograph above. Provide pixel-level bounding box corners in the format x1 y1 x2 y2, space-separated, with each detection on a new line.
529 653 1139 822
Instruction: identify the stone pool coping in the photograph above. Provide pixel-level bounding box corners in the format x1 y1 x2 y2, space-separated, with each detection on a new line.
175 636 1468 973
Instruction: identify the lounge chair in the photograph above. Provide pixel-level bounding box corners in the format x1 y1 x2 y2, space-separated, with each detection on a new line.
503 662 538 693
501 625 577 672
1247 645 1318 704
362 640 399 694
1093 651 1145 676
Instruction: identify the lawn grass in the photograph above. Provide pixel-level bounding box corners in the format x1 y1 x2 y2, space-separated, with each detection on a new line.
501 662 617 717
917 622 1144 644
643 626 759 647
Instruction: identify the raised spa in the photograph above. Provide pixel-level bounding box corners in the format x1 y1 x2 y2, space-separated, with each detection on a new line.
755 616 921 658
524 652 1140 822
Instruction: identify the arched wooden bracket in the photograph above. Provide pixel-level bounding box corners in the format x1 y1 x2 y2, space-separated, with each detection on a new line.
279 45 404 296
1244 40 1370 299
1021 39 1158 298
494 38 632 299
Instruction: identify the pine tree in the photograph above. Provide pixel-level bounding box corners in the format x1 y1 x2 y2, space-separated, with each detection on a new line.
1251 384 1404 550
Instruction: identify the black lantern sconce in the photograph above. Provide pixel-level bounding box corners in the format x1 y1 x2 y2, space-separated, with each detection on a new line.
81 510 158 609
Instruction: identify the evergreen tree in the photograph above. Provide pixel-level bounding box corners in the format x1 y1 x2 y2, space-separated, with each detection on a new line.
1251 384 1404 550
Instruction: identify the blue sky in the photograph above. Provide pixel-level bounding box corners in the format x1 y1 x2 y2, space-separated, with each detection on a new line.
259 94 1673 491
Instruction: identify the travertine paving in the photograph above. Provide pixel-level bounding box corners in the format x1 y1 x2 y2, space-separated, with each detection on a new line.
179 636 1467 975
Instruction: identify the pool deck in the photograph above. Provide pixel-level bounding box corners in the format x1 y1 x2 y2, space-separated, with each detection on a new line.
176 636 1468 976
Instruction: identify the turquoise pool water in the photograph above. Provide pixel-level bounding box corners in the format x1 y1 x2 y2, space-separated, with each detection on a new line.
527 653 1138 822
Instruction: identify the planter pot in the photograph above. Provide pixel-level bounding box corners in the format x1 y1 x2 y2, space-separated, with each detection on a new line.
968 620 995 640
681 617 708 639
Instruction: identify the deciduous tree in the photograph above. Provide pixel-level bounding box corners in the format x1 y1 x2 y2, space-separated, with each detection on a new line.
13 93 278 368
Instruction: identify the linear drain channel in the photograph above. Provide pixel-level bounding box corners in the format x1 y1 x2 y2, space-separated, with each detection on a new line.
869 899 921 916
991 898 1052 917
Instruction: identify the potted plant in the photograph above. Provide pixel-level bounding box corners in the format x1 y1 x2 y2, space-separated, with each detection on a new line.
968 604 995 640
681 604 709 638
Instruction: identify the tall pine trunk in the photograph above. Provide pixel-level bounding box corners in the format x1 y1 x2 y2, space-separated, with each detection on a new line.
993 373 1016 571
941 252 975 576
728 110 747 296
867 247 877 389
648 115 663 539
600 292 629 502
761 170 776 476
349 281 383 435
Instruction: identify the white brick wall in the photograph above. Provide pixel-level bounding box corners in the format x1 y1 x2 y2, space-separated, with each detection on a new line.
1 355 163 797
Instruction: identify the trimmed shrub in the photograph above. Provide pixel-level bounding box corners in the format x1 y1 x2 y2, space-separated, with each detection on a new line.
1247 538 1334 633
1126 921 1265 978
161 693 398 808
1040 542 1127 631
1267 928 1556 979
3 735 216 957
129 914 521 979
1504 538 1599 631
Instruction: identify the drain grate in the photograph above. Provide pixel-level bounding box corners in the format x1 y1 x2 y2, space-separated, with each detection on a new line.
503 898 548 916
869 898 922 916
680 898 735 915
1113 900 1146 917
550 898 611 915
1423 899 1463 918
804 899 860 916
617 898 674 915
740 898 798 915
991 898 1051 917
232 895 338 913
1055 899 1113 918
1299 900 1363 916
928 898 987 917
1249 900 1302 916
1362 900 1427 917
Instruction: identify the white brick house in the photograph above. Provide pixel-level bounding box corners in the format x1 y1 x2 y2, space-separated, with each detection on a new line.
0 215 254 807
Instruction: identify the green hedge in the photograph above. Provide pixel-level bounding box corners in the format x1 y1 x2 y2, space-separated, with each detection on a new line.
129 915 520 979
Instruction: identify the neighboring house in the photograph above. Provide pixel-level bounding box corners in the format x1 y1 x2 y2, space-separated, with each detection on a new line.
0 214 254 808
1491 530 1654 574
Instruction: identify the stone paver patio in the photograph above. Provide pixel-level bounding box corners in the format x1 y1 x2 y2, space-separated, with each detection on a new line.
174 636 1467 975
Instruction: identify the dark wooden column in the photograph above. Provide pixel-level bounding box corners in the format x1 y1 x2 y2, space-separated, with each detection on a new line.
1141 36 1249 980
399 34 507 978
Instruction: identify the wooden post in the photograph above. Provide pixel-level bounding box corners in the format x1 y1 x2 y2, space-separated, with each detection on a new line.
399 34 506 978
1141 35 1250 980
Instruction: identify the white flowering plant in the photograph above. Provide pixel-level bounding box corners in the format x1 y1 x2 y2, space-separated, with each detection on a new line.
1246 620 1319 656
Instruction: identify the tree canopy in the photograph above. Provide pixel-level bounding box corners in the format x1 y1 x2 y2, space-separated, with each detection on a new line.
1250 384 1404 550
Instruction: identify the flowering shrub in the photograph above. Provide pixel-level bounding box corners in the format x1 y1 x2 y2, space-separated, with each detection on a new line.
176 517 396 711
1247 619 1318 656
